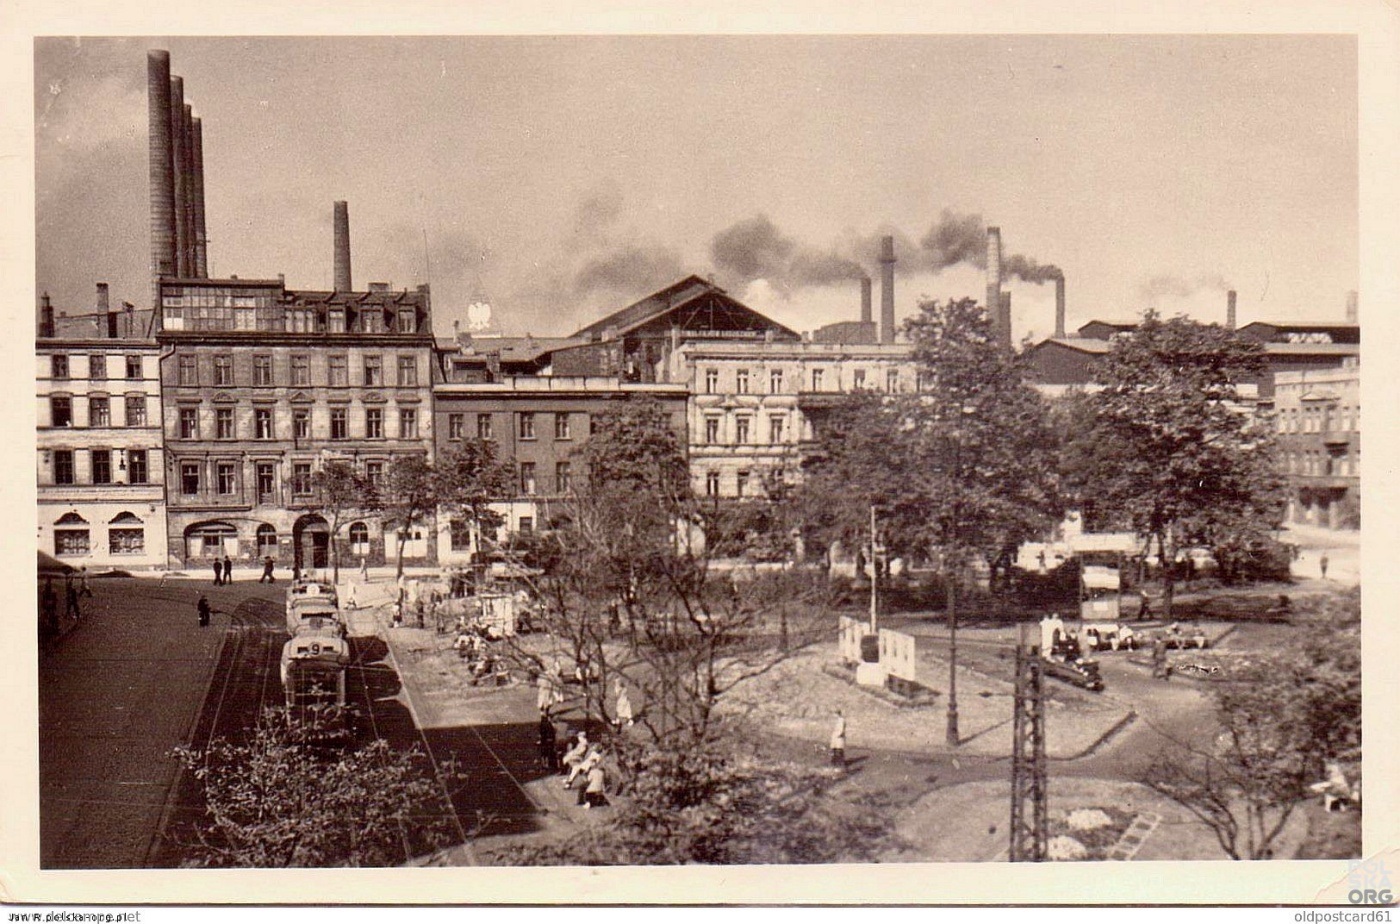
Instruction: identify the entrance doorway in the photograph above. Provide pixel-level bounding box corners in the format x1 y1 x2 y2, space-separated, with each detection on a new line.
293 514 331 573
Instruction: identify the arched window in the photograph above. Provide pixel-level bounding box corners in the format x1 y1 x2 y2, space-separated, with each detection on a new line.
186 521 237 559
54 512 90 556
349 521 370 557
109 511 143 525
109 511 145 555
55 512 88 526
256 523 278 558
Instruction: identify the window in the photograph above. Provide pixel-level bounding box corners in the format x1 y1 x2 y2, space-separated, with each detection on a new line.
520 462 537 496
292 463 312 496
217 462 237 495
518 517 534 534
53 450 74 485
770 369 783 392
706 471 720 497
887 369 899 392
90 355 107 381
178 354 198 385
50 396 72 427
367 408 384 439
253 355 273 386
256 464 276 503
397 356 417 386
125 355 141 380
55 529 90 556
556 461 572 493
811 368 824 391
735 417 750 444
257 523 278 557
91 450 112 485
477 414 493 440
705 417 720 443
448 413 464 440
330 408 348 440
349 522 370 556
736 470 750 497
518 412 536 440
88 397 110 427
361 307 385 334
398 309 416 334
127 450 148 484
704 369 718 393
213 354 233 386
328 355 348 387
216 408 235 440
736 369 750 394
255 408 273 439
365 461 384 489
51 355 69 380
364 355 383 386
181 462 200 495
555 413 571 440
327 308 346 334
400 408 419 439
769 415 786 443
290 355 310 386
179 407 199 439
126 396 147 427
293 409 310 440
853 369 866 389
109 526 144 555
449 520 471 552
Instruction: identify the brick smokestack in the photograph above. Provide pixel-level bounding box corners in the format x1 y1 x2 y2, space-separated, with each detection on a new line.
148 51 176 299
1000 291 1012 348
879 236 896 343
333 201 352 292
1054 275 1066 338
191 116 208 277
181 103 196 277
169 76 189 278
986 226 1004 347
1346 290 1358 324
1226 289 1237 331
98 283 119 338
39 293 55 339
860 274 872 325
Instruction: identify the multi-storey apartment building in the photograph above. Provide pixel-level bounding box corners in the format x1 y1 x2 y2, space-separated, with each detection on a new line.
156 277 437 571
1273 358 1360 529
37 288 168 568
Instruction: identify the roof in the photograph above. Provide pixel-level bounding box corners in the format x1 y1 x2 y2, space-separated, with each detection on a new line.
1027 337 1114 355
570 275 800 342
43 308 159 340
1262 342 1360 357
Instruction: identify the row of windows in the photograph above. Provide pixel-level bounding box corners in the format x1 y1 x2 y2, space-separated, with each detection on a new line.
174 406 420 442
516 461 571 496
48 396 148 428
444 412 582 442
1275 404 1359 434
703 414 787 444
1282 448 1359 478
49 354 145 381
703 470 761 497
54 526 146 556
47 449 149 486
162 300 419 335
174 458 389 500
700 366 909 395
174 353 420 388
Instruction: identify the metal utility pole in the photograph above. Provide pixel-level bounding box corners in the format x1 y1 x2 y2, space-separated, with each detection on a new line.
1009 629 1048 862
946 563 959 746
869 504 879 634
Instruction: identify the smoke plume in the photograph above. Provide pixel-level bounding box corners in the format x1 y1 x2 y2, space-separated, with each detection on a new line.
919 209 987 272
575 243 685 296
1003 253 1063 284
710 213 873 291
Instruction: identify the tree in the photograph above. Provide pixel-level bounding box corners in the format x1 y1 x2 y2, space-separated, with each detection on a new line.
171 707 467 867
435 438 516 559
382 455 436 578
1061 312 1286 613
1145 589 1360 859
307 460 373 583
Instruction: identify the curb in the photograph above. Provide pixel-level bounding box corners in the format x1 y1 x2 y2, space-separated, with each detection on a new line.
1054 708 1138 761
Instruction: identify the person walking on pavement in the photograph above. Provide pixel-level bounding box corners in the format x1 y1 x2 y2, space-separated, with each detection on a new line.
1136 588 1152 620
1151 634 1170 680
830 709 847 769
212 558 223 586
260 556 276 584
613 678 634 729
197 593 212 627
222 555 233 584
1320 553 1330 580
65 575 81 621
78 566 93 598
537 709 558 771
359 556 369 581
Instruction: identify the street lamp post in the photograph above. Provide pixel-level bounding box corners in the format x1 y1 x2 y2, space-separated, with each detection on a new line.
946 404 974 748
869 504 879 634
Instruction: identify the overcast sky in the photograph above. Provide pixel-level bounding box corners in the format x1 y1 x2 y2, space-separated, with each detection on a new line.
34 34 1357 340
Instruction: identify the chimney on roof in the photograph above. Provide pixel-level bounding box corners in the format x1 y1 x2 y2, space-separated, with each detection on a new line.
1345 290 1358 324
39 293 55 339
333 201 352 292
169 75 189 278
368 282 390 293
1054 275 1066 338
1226 290 1237 331
147 51 176 304
860 274 872 325
879 236 896 344
97 284 118 338
986 227 1006 348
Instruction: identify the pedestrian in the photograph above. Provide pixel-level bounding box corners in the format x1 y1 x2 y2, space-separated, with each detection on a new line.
1151 634 1170 680
197 593 212 627
359 556 368 581
222 555 233 584
830 709 847 769
1320 553 1330 580
212 558 223 586
292 564 301 582
392 598 404 627
584 759 609 809
538 709 558 771
78 566 93 598
415 597 426 628
536 671 554 714
345 581 358 611
260 556 275 584
614 678 634 729
1136 588 1152 620
65 576 81 621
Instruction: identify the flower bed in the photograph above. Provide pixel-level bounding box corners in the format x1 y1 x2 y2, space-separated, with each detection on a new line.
1046 804 1138 860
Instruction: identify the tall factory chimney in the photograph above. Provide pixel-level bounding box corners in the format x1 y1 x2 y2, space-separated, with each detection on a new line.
879 236 896 344
39 293 55 339
169 76 189 278
1226 289 1237 331
333 200 353 292
1054 275 1066 338
999 291 1013 348
97 283 119 338
860 275 872 325
986 226 1005 347
191 116 208 276
182 102 197 277
1345 290 1358 324
148 51 176 299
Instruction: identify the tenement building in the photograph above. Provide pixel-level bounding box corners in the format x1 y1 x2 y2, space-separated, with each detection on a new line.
1273 357 1360 529
156 277 437 571
37 287 168 569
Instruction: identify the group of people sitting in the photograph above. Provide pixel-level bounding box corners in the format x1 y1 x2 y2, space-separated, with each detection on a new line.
453 618 509 685
537 715 609 808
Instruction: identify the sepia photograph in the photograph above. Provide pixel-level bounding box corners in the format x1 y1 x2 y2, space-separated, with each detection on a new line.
5 1 1399 909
